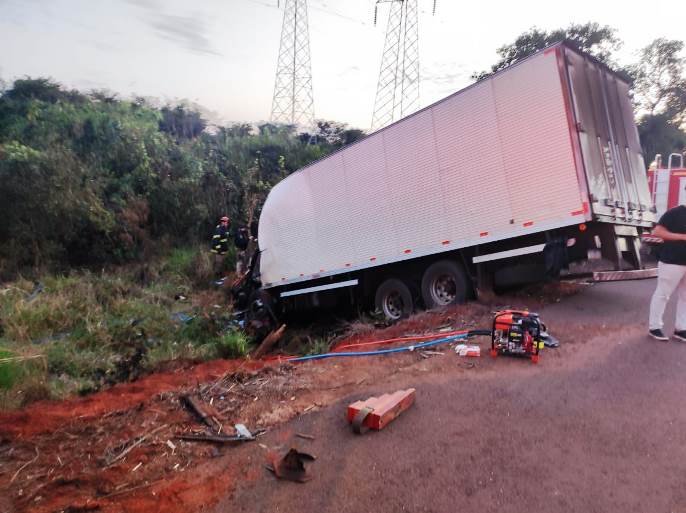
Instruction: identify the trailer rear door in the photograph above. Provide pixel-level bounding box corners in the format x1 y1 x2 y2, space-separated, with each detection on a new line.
563 47 653 225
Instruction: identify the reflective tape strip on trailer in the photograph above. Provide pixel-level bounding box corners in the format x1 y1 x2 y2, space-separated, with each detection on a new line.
280 279 359 298
472 243 547 264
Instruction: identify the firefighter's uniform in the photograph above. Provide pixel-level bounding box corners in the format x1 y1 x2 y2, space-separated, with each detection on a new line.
211 224 230 255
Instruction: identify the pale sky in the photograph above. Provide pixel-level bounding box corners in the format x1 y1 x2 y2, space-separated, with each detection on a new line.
1 0 684 129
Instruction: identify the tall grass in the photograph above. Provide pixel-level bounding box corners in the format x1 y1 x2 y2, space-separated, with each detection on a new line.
0 246 251 408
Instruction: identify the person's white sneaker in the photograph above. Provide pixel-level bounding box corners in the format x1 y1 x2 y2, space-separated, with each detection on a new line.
649 329 669 341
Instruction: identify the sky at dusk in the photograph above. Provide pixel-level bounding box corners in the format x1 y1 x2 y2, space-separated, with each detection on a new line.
1 0 684 129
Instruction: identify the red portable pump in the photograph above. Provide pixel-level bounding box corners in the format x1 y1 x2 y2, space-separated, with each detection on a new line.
490 310 545 363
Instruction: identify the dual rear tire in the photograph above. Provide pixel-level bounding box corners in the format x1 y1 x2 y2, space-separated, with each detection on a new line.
421 259 469 309
374 259 469 321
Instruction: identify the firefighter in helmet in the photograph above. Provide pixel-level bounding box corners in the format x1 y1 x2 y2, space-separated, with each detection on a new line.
211 216 231 277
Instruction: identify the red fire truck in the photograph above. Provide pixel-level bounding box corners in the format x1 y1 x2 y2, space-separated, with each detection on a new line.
647 153 686 219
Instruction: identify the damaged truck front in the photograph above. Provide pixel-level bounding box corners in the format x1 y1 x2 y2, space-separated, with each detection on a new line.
236 42 655 326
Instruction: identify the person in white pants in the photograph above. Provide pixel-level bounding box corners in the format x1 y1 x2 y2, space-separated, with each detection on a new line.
648 204 686 341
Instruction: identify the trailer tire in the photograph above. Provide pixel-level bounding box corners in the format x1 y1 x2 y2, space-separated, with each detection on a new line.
375 278 414 321
421 259 469 309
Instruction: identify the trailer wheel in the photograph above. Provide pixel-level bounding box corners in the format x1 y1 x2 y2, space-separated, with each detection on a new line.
375 278 413 321
421 260 469 309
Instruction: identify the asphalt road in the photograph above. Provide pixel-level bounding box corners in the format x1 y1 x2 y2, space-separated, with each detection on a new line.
218 279 686 513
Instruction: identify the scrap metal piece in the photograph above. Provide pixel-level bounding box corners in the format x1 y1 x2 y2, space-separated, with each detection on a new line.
540 331 560 348
267 448 316 483
234 424 254 440
347 388 416 434
26 282 44 302
177 432 251 444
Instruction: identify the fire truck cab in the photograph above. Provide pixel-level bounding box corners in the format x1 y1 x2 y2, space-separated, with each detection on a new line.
647 152 686 219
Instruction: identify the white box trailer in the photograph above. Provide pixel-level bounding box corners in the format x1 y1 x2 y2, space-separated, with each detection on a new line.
248 42 655 321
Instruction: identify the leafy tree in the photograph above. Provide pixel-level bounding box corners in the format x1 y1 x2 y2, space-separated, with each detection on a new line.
4 78 86 104
0 78 363 277
159 105 207 140
314 120 366 147
638 114 686 162
627 38 686 157
629 38 686 121
472 22 621 80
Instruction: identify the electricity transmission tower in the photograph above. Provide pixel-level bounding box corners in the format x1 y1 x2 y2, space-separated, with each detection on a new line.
270 0 315 128
371 0 421 131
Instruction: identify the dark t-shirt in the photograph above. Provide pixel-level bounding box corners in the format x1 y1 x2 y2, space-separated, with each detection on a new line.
657 205 686 265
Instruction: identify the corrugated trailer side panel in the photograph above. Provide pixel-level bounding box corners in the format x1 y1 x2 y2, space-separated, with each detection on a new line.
384 108 447 248
431 76 514 240
306 153 354 272
259 49 588 288
491 49 583 226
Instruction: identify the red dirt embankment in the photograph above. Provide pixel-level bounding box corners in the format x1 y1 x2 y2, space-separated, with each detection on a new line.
0 359 265 439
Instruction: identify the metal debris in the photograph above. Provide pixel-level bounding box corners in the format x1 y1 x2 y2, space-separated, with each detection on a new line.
26 282 44 302
267 448 316 482
295 433 315 441
234 424 253 440
541 331 560 348
176 424 262 444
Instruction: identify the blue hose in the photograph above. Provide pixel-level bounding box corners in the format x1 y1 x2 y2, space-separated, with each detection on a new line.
290 332 470 362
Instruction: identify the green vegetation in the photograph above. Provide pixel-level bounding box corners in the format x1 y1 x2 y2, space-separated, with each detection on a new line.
0 349 21 389
0 78 364 278
299 337 332 357
0 248 252 408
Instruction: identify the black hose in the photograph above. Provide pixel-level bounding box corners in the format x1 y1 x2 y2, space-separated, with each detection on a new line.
467 329 493 337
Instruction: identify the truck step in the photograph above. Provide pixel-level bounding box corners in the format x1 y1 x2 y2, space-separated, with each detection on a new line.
591 268 657 282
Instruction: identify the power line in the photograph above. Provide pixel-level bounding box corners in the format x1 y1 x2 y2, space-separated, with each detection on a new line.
308 0 370 26
243 0 368 25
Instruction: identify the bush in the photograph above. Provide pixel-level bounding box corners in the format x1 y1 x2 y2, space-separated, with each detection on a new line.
213 330 250 359
0 348 20 389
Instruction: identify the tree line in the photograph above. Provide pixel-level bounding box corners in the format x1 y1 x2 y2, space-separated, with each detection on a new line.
0 79 363 277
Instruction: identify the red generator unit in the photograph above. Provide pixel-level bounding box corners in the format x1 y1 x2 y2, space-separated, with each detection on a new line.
647 153 686 220
491 310 545 363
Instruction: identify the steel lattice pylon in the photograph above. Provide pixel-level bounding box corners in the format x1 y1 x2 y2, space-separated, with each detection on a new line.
271 0 315 128
371 0 420 131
